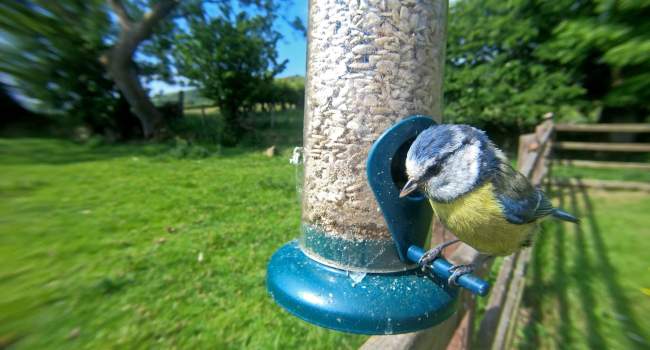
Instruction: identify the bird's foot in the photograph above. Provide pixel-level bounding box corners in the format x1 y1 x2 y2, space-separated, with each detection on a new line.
447 264 474 286
418 239 460 271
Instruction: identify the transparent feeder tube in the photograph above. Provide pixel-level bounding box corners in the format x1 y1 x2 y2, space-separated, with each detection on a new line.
300 0 448 272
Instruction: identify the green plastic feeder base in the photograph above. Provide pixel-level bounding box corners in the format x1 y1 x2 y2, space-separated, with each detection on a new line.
266 241 458 335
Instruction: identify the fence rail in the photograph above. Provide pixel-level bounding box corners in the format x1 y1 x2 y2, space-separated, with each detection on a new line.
551 178 650 192
555 123 650 133
554 121 649 191
555 141 650 152
554 159 650 170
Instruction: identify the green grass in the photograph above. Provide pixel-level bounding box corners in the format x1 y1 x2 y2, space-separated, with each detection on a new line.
552 165 650 182
0 137 366 349
515 188 650 349
3 114 647 349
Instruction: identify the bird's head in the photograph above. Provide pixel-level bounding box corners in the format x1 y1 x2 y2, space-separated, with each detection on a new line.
399 124 499 202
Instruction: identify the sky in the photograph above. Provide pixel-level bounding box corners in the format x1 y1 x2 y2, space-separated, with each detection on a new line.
149 1 308 95
275 1 308 77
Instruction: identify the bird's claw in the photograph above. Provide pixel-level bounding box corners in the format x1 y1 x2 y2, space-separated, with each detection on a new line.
447 264 474 286
418 239 460 271
418 247 444 271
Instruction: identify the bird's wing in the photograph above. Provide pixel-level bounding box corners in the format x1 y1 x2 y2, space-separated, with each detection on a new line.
491 162 554 224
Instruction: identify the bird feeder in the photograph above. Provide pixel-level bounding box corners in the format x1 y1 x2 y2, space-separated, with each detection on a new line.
267 0 488 335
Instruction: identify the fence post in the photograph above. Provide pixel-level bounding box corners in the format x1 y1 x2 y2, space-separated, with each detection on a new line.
177 90 184 118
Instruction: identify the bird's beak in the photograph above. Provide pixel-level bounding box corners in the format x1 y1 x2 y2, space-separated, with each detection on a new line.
399 179 418 198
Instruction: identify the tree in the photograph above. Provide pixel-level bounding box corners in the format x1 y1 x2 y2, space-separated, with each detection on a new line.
1 0 300 139
446 0 650 130
444 0 586 131
173 1 286 145
0 0 182 138
537 0 650 121
101 0 179 138
0 0 139 136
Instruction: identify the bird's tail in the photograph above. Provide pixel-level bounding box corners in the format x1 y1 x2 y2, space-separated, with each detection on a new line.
552 208 579 223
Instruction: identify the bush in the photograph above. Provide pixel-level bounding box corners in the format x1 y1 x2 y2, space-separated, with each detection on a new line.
165 137 213 159
158 101 183 122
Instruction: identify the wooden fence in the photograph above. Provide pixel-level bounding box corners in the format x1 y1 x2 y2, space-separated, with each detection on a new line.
552 121 650 191
361 117 554 350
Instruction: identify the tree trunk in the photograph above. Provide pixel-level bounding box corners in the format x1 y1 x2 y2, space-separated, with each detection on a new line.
103 0 178 138
106 52 163 138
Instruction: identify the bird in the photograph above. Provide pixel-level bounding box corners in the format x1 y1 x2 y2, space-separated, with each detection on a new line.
399 124 578 285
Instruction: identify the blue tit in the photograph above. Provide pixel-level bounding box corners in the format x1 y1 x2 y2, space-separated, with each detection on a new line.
399 124 578 284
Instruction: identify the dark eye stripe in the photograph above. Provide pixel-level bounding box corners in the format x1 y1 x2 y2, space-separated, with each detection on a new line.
422 138 472 179
424 162 442 178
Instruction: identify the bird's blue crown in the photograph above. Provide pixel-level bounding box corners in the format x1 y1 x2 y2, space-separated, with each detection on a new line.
405 124 500 201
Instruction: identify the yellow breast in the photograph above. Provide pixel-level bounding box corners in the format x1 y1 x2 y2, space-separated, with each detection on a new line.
430 182 536 256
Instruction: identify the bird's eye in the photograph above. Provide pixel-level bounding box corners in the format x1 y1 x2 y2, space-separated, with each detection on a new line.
424 163 442 178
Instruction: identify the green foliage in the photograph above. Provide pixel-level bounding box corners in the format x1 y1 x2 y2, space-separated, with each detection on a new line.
0 136 366 349
173 107 304 148
538 0 650 111
275 75 305 108
153 89 213 108
446 0 650 128
0 1 124 132
173 1 287 145
165 136 212 159
0 1 299 141
0 0 179 138
169 111 224 145
444 0 585 129
157 101 183 121
154 75 305 112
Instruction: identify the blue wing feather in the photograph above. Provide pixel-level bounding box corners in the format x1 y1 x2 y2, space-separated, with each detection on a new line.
496 190 554 224
492 162 554 225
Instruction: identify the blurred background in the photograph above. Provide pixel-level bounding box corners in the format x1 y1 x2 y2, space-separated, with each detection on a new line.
0 0 648 349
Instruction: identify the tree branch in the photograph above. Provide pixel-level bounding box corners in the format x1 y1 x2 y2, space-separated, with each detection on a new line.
133 0 179 43
107 0 133 29
111 0 179 59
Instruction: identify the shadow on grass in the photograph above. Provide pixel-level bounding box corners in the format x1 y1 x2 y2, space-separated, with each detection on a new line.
520 186 572 349
520 179 647 349
567 183 606 349
553 186 573 347
575 179 647 349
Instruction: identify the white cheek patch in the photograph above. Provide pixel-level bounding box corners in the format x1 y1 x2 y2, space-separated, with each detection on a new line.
427 141 480 201
405 157 423 179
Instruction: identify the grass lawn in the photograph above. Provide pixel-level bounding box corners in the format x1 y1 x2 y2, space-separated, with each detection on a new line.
0 137 367 349
551 165 650 183
3 112 648 349
515 187 650 349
